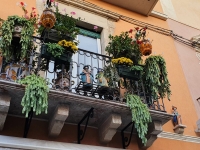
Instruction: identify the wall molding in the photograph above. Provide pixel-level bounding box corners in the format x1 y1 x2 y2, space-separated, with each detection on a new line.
158 131 200 144
56 0 121 22
0 135 123 150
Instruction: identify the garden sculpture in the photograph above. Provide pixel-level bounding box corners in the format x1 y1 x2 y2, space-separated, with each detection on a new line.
96 68 108 87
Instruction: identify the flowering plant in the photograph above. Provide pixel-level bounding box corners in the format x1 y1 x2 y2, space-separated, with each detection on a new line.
112 57 133 66
106 31 142 64
17 2 39 28
58 40 78 53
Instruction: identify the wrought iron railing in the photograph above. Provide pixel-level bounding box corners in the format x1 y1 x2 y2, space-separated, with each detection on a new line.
0 48 166 112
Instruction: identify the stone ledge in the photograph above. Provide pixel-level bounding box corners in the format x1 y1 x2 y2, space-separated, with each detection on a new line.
0 135 123 150
158 131 200 143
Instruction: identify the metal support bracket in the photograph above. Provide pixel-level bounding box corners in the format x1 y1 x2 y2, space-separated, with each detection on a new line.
23 108 33 138
77 107 94 144
121 122 134 149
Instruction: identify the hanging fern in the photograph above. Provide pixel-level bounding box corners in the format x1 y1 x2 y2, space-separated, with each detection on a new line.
0 15 34 61
18 74 49 117
143 55 171 101
125 93 151 145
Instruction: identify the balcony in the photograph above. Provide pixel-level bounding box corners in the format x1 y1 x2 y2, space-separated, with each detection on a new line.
102 0 159 16
0 47 173 149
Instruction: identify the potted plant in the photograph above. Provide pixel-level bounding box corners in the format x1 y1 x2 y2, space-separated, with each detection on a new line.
0 2 38 61
111 57 142 81
106 31 142 64
143 55 171 101
125 93 151 146
18 74 49 117
39 2 81 43
41 39 78 62
133 27 152 56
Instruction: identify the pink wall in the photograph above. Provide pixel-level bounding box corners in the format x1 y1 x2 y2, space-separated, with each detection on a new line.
167 19 200 119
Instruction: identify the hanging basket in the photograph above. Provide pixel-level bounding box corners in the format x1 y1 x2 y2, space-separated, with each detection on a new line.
41 29 73 43
116 65 141 81
40 8 56 29
12 25 23 37
41 44 73 64
140 41 152 56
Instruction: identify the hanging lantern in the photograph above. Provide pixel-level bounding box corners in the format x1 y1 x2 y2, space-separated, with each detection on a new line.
140 40 152 56
40 8 56 29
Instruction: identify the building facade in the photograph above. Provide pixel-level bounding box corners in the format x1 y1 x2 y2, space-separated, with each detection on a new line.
0 0 200 150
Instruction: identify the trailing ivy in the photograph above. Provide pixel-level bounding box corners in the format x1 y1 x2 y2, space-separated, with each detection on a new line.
0 15 34 61
130 65 143 71
143 55 171 101
18 74 49 117
125 93 151 145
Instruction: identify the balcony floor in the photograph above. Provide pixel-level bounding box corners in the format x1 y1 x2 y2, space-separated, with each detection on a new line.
0 79 173 133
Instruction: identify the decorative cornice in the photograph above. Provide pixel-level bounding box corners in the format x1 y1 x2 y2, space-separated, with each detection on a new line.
56 0 121 22
150 11 168 21
158 132 200 143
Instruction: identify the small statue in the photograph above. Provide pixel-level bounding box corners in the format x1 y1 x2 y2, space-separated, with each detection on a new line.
96 68 108 87
80 65 93 87
54 69 70 90
172 106 182 126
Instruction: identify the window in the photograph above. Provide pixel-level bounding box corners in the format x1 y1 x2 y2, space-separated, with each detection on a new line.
71 28 102 92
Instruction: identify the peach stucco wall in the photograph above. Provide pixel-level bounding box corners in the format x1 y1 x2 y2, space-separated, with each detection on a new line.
1 116 200 150
0 0 37 20
85 0 199 137
0 0 200 149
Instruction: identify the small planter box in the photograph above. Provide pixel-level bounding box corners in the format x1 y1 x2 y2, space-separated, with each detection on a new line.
41 44 73 64
116 65 141 81
41 29 73 43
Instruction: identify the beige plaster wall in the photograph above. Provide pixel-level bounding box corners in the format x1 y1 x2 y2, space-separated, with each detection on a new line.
160 0 200 29
36 0 116 54
167 18 200 119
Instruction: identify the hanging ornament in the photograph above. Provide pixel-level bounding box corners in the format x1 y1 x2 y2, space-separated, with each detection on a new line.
40 8 56 29
140 40 152 56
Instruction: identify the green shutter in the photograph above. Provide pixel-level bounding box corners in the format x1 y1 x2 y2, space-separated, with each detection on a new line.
78 28 101 39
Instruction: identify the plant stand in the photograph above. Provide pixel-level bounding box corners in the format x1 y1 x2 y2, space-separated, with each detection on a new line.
116 65 141 81
41 44 72 64
41 29 73 43
92 86 120 100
